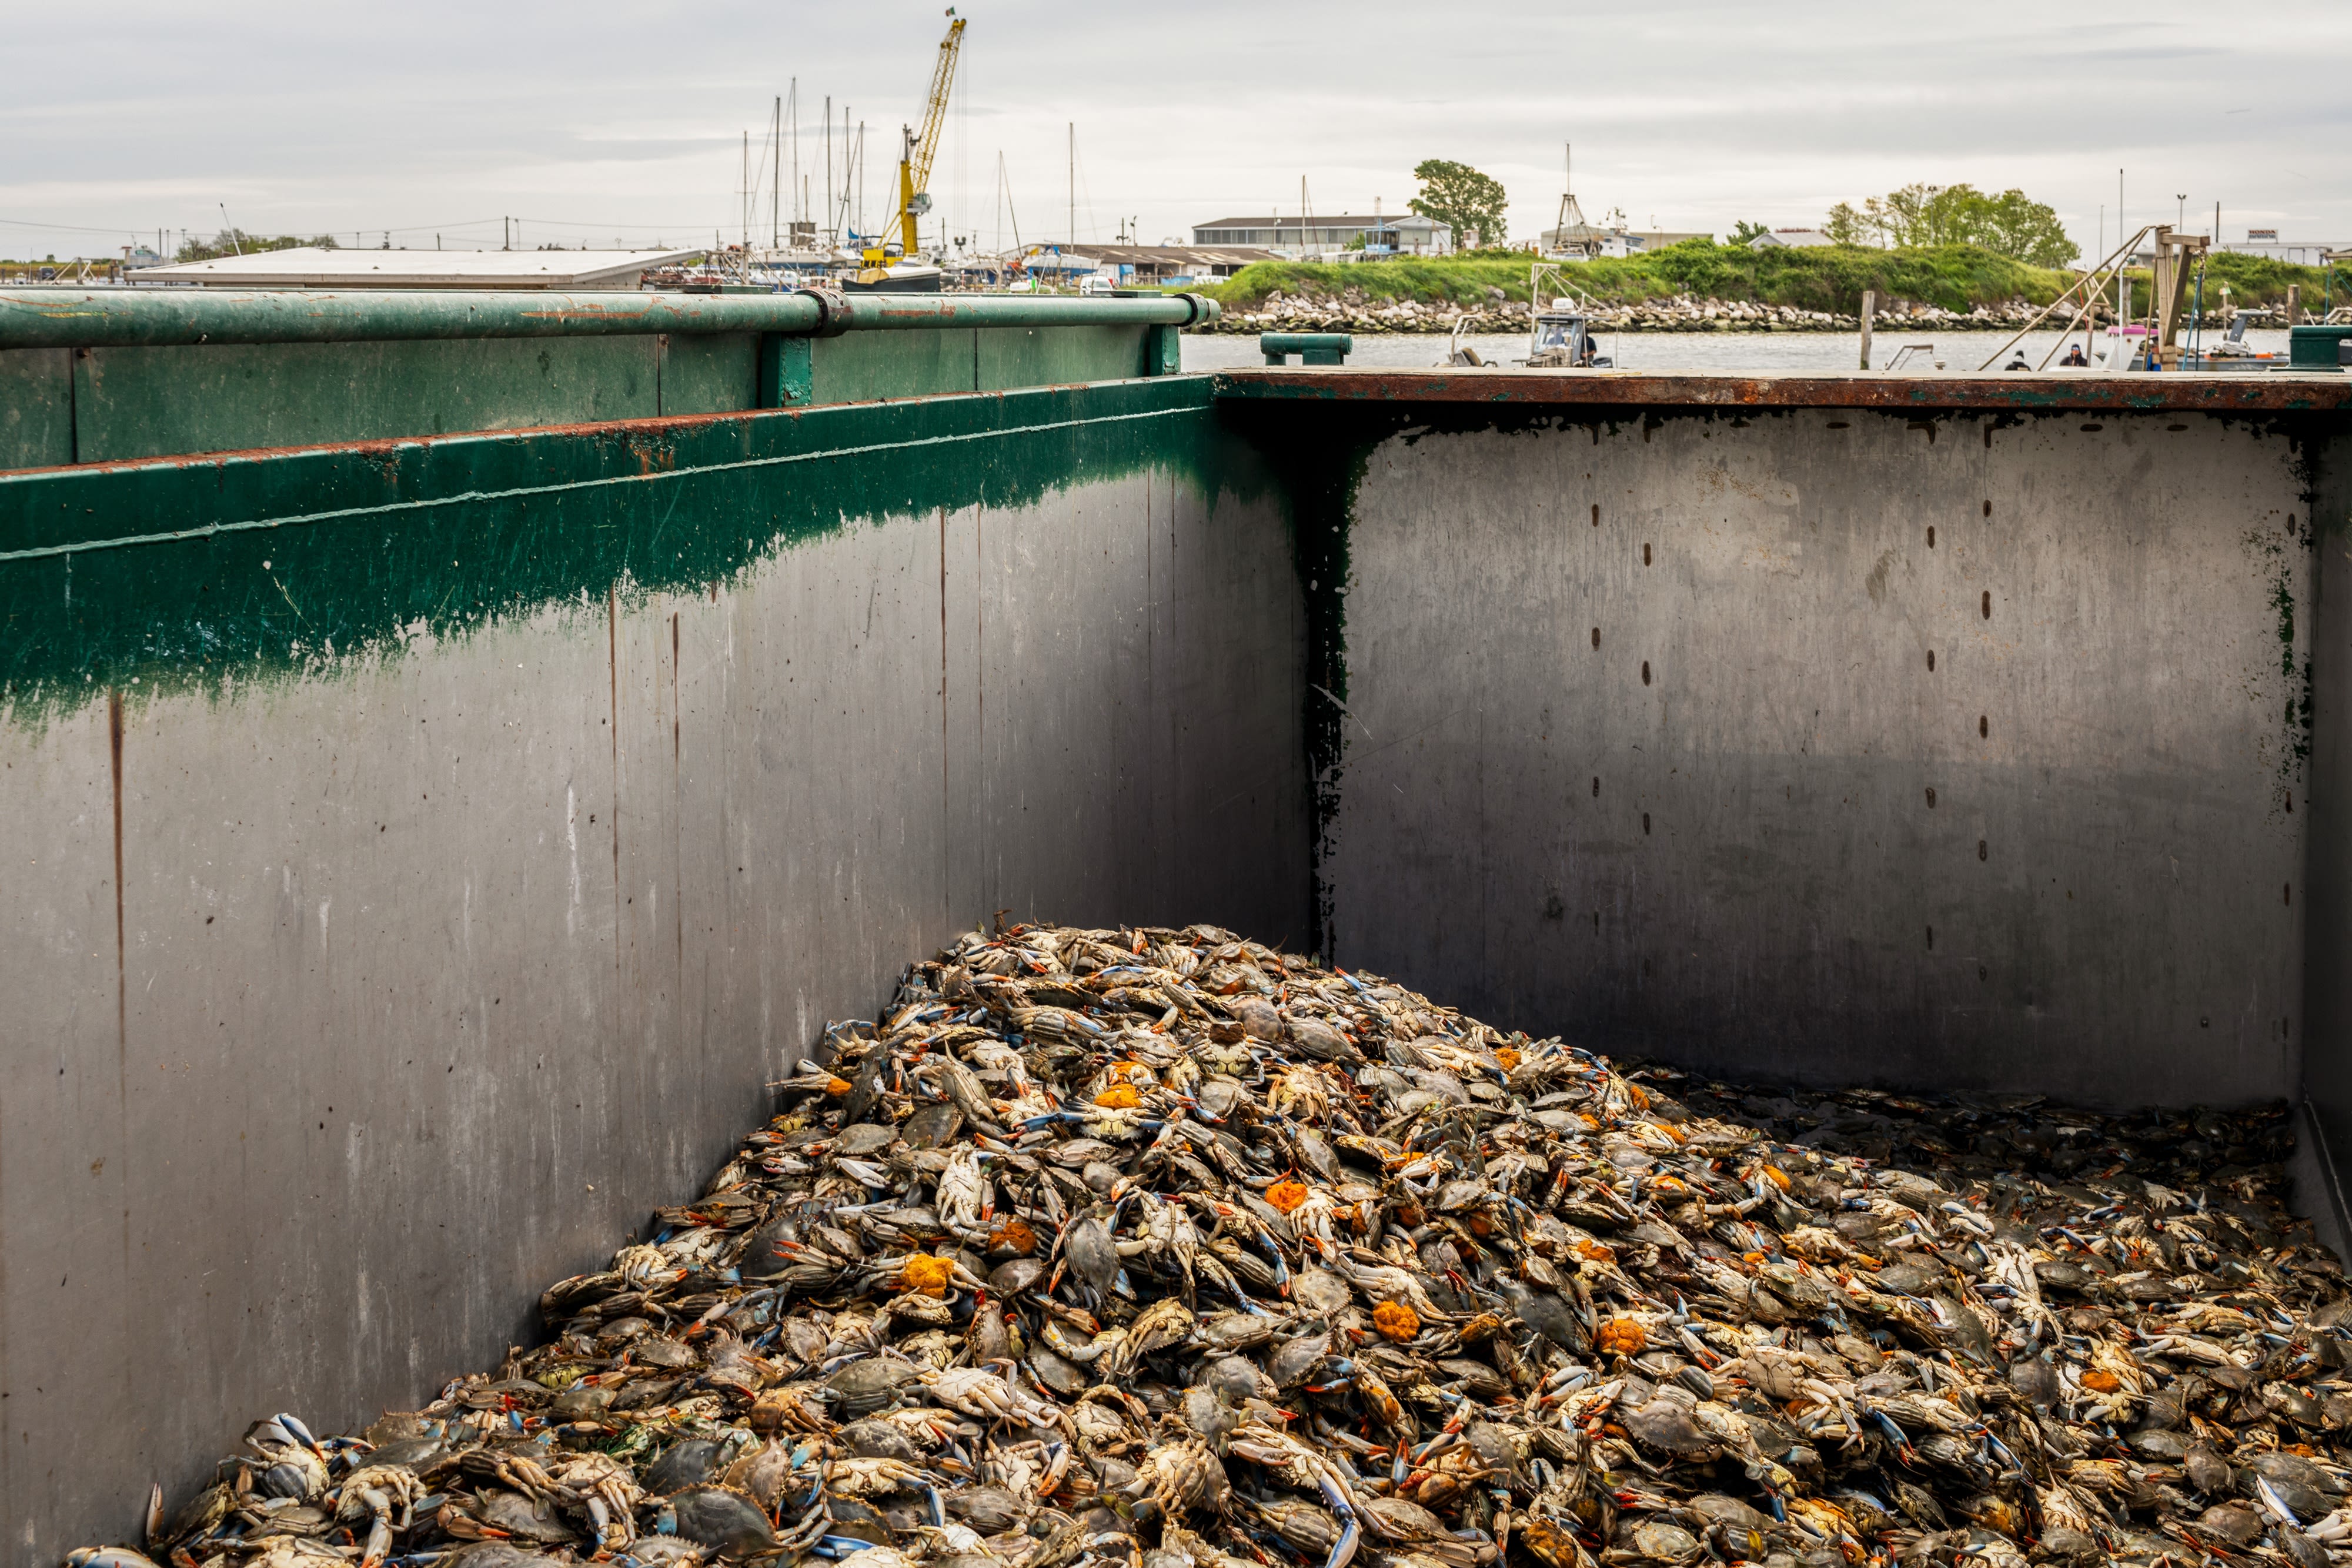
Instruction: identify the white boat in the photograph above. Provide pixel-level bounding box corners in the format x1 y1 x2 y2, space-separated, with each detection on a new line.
1521 262 1611 367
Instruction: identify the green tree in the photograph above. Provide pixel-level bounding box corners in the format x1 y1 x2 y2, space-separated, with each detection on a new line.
1410 159 1508 249
1826 184 2077 266
1880 183 1945 245
1726 220 1770 246
1822 202 1868 246
1972 188 2078 268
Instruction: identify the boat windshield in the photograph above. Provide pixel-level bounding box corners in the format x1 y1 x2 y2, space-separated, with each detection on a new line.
1534 316 1584 350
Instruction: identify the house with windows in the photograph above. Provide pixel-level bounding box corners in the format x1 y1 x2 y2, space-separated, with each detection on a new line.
1191 215 1452 256
2213 230 2347 266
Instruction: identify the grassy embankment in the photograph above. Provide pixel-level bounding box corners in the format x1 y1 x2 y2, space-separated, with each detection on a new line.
1188 242 2338 316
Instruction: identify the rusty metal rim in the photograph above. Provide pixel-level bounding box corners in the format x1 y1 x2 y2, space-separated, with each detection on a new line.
1210 366 2352 413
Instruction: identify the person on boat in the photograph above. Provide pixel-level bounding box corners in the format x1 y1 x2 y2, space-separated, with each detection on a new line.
2004 354 2031 370
2060 344 2089 367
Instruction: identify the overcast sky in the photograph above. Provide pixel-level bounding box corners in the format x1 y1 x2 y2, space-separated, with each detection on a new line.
9 0 2350 263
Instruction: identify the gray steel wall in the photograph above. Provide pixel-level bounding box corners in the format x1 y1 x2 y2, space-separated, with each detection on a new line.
0 467 1307 1559
1321 408 2316 1108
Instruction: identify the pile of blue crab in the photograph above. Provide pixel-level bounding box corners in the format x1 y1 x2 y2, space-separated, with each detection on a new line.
76 924 2352 1568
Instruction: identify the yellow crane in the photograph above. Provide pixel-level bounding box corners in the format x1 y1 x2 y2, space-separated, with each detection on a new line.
867 13 964 269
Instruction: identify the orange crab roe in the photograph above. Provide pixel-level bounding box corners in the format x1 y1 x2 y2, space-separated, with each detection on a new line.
1595 1318 1648 1356
988 1218 1038 1255
1372 1301 1421 1341
1493 1047 1522 1072
1093 1085 1141 1109
1264 1180 1310 1213
901 1255 956 1298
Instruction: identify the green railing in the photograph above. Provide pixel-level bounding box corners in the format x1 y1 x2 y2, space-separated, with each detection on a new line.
0 287 1215 348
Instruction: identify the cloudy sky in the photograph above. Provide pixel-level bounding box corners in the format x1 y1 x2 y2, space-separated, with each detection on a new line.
9 0 2349 263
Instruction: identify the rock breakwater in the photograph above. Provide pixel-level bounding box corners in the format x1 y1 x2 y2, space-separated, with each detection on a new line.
1207 290 2065 336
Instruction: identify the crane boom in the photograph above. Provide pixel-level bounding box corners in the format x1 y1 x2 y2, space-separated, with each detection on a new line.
897 16 965 256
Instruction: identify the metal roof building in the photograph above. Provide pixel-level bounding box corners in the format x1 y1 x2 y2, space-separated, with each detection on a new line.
135 248 703 290
1078 243 1279 280
1748 229 1840 250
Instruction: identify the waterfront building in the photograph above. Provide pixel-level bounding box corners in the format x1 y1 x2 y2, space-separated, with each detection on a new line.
1191 215 1450 255
1541 223 1710 259
136 247 704 290
1077 244 1279 282
2214 231 2348 266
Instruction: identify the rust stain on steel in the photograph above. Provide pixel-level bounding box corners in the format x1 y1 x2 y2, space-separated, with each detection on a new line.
1210 367 2352 414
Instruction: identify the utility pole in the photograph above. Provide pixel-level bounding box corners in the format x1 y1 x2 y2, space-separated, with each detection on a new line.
1068 123 1075 249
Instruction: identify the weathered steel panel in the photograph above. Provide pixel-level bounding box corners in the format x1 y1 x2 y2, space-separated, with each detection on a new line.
1302 404 2317 1108
70 337 664 462
658 332 760 414
1 320 1162 470
0 380 1306 1559
812 329 978 402
0 345 72 468
978 324 1151 392
0 698 124 1526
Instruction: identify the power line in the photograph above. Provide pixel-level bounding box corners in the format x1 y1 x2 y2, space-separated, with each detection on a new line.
0 216 163 235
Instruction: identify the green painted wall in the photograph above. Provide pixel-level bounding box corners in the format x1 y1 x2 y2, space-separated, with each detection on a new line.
71 337 663 462
0 347 72 469
0 375 1241 716
0 323 1165 470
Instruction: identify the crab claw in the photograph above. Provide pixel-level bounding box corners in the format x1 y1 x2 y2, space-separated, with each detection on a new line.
1315 1470 1361 1568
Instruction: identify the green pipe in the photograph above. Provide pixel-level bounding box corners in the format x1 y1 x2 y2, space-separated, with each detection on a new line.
831 293 1213 332
0 287 1214 350
1259 332 1352 366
